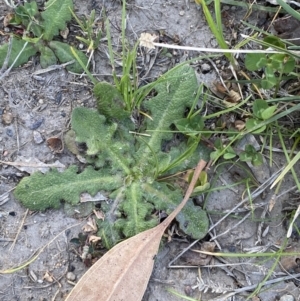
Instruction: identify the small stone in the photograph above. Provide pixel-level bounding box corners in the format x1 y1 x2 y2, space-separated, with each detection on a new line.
33 131 44 144
66 272 76 281
6 128 13 137
179 10 185 16
39 99 44 104
2 112 13 125
201 63 211 73
279 295 294 301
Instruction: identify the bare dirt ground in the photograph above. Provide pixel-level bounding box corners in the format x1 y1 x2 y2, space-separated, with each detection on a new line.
0 1 300 301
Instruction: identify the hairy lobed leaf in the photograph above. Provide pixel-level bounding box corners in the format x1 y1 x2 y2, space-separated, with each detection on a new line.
94 82 131 120
0 38 37 68
48 41 88 72
176 200 208 239
138 65 198 160
41 0 73 41
39 45 57 68
71 107 133 174
14 166 122 211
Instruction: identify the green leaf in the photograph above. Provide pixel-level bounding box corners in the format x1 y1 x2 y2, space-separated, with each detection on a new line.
252 99 268 119
252 153 263 166
282 56 295 73
138 65 198 158
245 118 266 134
71 107 132 174
263 35 285 49
115 183 158 237
15 1 39 28
0 38 37 68
261 65 277 89
39 45 57 68
239 151 252 162
16 1 39 18
14 166 123 211
245 53 267 71
97 217 122 249
94 82 130 120
48 41 88 72
223 151 236 160
261 105 277 120
174 115 205 136
176 201 209 239
41 0 73 41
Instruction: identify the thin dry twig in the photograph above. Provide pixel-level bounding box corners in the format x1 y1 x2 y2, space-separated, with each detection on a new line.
9 209 29 252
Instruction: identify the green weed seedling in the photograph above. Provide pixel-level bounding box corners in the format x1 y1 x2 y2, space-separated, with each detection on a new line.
70 9 102 53
210 138 237 161
245 99 277 134
14 64 211 249
245 36 295 90
239 144 263 166
0 0 88 72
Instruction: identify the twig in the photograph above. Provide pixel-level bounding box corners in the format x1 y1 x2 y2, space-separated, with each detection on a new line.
32 60 75 75
14 115 20 152
210 211 251 241
255 204 269 245
151 42 299 55
9 209 28 252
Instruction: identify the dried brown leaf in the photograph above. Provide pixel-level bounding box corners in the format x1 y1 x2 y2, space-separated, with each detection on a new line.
65 159 207 301
139 33 158 49
0 156 66 174
47 136 64 153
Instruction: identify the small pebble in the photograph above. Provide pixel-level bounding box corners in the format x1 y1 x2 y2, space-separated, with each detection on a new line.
201 63 211 73
29 117 44 130
66 272 76 281
279 295 294 301
2 112 13 125
55 91 62 105
179 10 185 16
6 128 13 137
33 131 44 144
39 99 44 104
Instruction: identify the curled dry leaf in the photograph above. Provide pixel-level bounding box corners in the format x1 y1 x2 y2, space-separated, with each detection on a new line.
88 235 101 244
47 136 64 153
226 90 241 103
3 13 14 27
43 271 54 283
93 209 105 221
82 217 97 233
0 156 65 174
60 27 69 39
139 33 158 49
80 192 107 203
65 159 207 301
234 120 245 131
